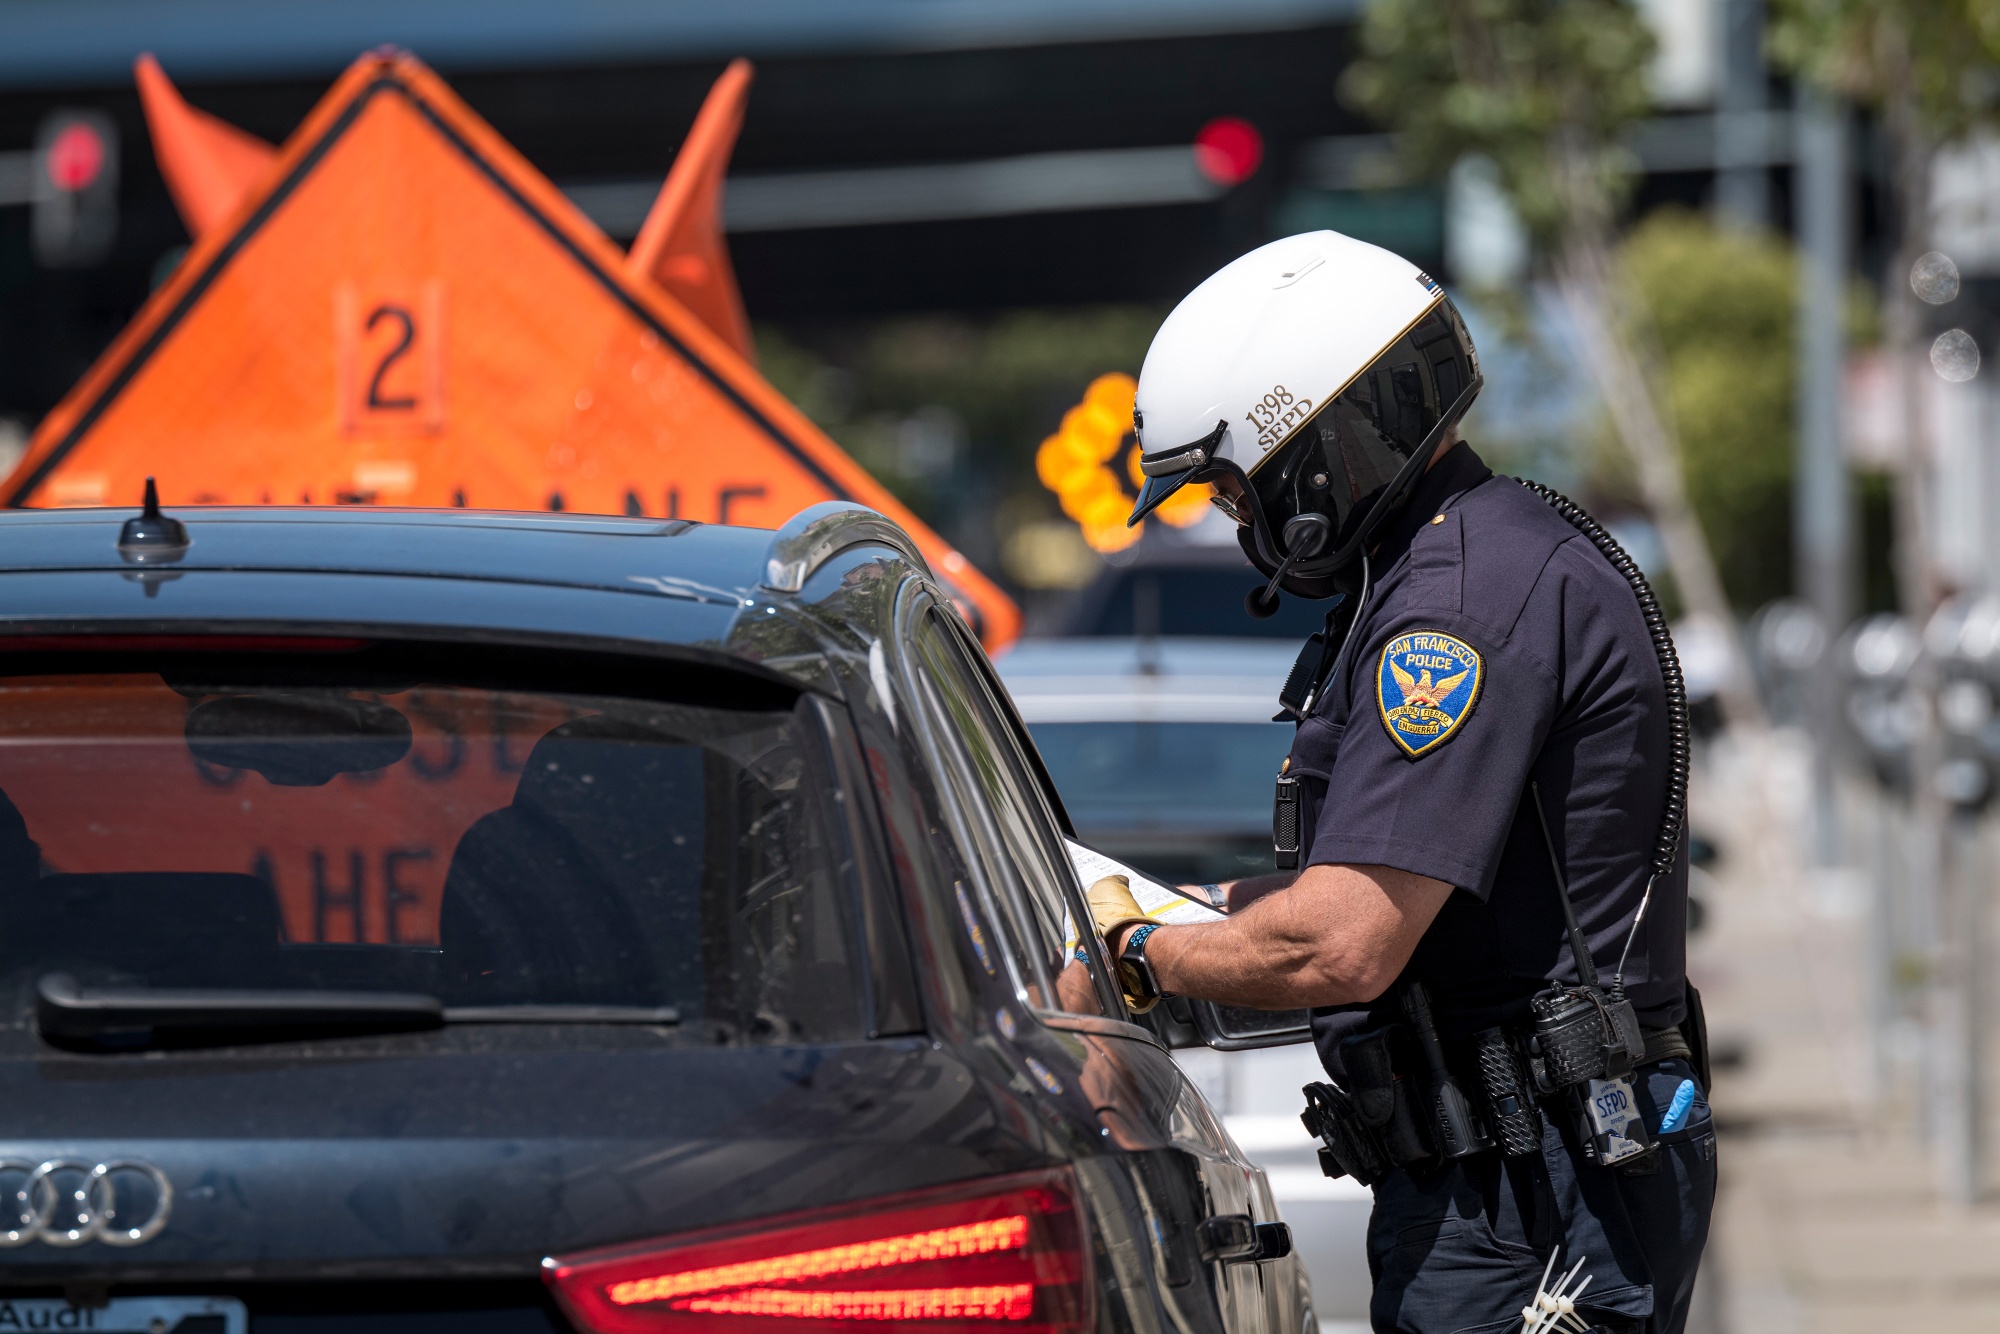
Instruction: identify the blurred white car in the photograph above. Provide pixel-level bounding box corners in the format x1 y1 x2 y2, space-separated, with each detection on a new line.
998 637 1373 1334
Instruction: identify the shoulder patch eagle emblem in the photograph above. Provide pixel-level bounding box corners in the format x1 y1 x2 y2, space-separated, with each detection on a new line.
1377 631 1482 758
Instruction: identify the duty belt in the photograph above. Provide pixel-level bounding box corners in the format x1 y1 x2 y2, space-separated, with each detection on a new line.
1640 1024 1692 1066
1299 1015 1696 1186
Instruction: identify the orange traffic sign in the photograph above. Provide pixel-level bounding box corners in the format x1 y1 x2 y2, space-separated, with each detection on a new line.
5 50 1018 645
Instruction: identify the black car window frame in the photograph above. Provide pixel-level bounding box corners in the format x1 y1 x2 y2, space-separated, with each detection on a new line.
895 593 1124 1024
926 613 1133 1025
806 694 925 1038
900 612 1053 1011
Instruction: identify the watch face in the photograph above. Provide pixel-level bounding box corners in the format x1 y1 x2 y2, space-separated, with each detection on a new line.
1116 959 1160 1014
1118 942 1159 1002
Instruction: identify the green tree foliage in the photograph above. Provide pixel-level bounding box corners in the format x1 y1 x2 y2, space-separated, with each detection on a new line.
1769 0 1992 137
1621 212 1797 611
1341 0 1655 242
756 308 1160 556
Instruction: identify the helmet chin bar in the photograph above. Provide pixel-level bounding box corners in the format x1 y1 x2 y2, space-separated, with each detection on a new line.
1235 373 1484 605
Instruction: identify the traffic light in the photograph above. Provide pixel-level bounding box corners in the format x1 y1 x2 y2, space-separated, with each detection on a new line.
32 110 118 268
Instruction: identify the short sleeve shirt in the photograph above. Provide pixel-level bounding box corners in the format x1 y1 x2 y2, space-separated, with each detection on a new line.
1289 444 1688 1069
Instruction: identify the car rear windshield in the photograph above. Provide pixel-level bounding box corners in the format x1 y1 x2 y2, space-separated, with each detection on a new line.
0 645 867 1044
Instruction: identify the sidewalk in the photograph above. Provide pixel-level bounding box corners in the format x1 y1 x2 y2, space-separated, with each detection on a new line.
1696 732 2000 1333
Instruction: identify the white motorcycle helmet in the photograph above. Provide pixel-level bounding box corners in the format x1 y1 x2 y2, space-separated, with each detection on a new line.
1127 230 1481 609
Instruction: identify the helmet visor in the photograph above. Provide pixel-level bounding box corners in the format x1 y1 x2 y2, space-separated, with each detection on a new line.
1246 301 1476 557
1127 469 1194 526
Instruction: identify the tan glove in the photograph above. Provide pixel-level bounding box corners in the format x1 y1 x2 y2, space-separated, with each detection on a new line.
1086 875 1150 939
1085 875 1157 1013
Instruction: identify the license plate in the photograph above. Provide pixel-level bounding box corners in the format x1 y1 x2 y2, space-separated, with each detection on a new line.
0 1297 246 1334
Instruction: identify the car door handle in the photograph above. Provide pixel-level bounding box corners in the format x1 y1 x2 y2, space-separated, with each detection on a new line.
1198 1215 1294 1264
1253 1221 1293 1260
1198 1214 1259 1262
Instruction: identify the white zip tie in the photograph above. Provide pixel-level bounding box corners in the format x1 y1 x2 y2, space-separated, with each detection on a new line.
1521 1248 1561 1334
1520 1247 1592 1334
1557 1273 1593 1331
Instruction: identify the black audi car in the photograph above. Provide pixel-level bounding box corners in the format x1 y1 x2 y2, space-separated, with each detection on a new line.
0 498 1311 1334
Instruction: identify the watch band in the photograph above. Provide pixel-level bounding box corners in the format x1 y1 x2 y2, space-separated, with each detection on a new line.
1119 923 1166 1003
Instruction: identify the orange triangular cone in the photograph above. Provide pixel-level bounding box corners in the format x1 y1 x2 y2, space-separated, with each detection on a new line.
136 53 279 238
626 59 755 361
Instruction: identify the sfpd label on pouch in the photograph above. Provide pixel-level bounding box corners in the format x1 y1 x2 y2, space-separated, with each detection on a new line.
1584 1076 1649 1164
1377 631 1481 758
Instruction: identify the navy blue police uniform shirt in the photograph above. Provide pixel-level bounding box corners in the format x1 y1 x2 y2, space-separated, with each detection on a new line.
1290 443 1690 1078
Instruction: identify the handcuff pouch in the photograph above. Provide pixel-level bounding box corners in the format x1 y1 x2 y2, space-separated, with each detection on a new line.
1339 1025 1434 1164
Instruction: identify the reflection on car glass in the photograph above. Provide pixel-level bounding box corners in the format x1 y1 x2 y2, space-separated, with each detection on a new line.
911 614 1106 1019
0 673 863 1047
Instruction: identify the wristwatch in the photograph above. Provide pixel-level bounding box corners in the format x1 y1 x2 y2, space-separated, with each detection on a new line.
1118 923 1167 1005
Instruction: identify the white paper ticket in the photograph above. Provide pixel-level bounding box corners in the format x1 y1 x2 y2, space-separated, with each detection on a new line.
1065 838 1226 931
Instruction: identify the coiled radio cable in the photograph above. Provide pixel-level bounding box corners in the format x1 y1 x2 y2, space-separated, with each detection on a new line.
1516 480 1690 882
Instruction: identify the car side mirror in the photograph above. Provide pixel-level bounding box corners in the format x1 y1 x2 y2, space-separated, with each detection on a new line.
1186 997 1313 1050
1147 996 1313 1049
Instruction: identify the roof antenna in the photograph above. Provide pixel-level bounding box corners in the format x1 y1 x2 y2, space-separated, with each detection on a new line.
118 478 190 562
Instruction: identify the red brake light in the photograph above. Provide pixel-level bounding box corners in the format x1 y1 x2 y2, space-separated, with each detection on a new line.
542 1170 1091 1334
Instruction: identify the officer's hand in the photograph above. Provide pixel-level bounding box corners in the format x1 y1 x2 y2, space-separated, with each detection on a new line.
1085 875 1157 1014
1086 875 1150 947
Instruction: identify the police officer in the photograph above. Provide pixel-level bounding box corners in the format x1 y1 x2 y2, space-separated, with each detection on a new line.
1087 231 1714 1334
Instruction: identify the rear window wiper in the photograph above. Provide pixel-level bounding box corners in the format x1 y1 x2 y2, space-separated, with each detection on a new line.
36 974 678 1051
38 973 442 1049
444 1004 681 1024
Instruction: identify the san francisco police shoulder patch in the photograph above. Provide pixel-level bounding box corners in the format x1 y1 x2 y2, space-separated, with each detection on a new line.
1376 630 1482 759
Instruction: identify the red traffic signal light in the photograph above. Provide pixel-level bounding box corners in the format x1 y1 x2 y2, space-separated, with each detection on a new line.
1193 117 1263 187
46 122 108 192
34 110 119 267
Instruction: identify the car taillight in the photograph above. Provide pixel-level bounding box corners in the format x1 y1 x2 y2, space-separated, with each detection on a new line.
542 1169 1091 1334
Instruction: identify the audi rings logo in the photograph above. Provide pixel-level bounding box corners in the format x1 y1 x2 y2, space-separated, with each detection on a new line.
0 1160 171 1247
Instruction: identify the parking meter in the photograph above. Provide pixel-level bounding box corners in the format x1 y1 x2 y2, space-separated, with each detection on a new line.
1838 614 1923 794
1924 594 2000 812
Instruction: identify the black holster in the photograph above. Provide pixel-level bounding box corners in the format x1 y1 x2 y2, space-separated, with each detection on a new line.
1300 1082 1389 1186
1300 1026 1436 1184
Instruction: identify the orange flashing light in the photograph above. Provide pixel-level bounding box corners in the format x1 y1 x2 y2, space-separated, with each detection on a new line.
608 1215 1029 1306
678 1285 1036 1321
1035 373 1211 552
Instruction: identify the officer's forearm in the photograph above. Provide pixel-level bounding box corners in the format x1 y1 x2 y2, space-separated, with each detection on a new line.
1132 862 1451 1009
1218 872 1296 913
